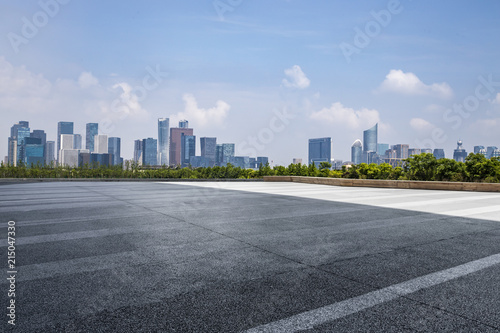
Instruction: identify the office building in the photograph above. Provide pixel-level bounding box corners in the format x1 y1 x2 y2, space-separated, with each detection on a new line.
421 148 433 154
189 156 211 168
8 121 30 165
158 118 169 166
393 144 409 159
351 139 362 165
142 138 157 166
73 134 82 150
256 156 269 167
474 145 485 154
46 141 55 165
222 143 235 164
363 124 378 153
86 123 98 152
108 137 122 166
170 126 193 166
453 140 468 162
408 148 421 156
94 135 108 154
31 130 47 163
57 122 74 162
59 134 75 163
90 152 111 167
16 127 31 165
179 120 189 128
181 135 196 167
200 137 217 166
24 137 44 166
433 149 445 160
377 143 389 156
492 149 500 158
134 140 143 164
309 137 331 165
487 146 498 159
215 144 223 166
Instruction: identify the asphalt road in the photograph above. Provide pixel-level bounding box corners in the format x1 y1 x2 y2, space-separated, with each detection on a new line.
0 181 499 332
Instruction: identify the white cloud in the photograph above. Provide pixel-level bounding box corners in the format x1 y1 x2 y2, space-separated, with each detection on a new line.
378 69 453 99
282 65 310 89
410 118 435 132
493 93 500 104
171 93 230 128
310 102 380 129
0 56 51 97
78 72 99 88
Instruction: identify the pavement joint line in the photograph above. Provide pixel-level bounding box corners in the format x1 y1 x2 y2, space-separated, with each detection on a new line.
245 252 500 333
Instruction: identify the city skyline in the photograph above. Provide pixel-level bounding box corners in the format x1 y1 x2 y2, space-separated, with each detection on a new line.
1 2 500 163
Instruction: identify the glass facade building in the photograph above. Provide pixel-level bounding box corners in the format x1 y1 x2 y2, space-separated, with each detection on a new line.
181 135 196 167
57 122 74 162
351 140 362 164
363 124 378 153
200 137 217 167
142 138 157 166
86 123 98 152
308 137 331 165
453 140 467 162
108 137 122 166
158 118 169 166
134 140 143 164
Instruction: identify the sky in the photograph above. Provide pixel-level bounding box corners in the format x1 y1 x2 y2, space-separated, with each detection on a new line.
1 0 500 165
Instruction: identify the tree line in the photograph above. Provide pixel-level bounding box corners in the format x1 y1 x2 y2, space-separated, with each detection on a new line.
1 153 499 183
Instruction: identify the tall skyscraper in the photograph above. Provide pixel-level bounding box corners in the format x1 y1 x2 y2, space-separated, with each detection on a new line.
181 134 196 167
30 130 47 163
487 146 498 159
17 127 31 165
170 126 194 166
8 121 29 165
73 134 82 150
57 122 74 162
108 137 122 166
453 140 468 162
200 137 217 166
474 145 485 154
142 138 157 166
158 118 170 166
215 144 223 166
222 143 235 164
24 137 44 166
179 120 189 128
134 140 143 164
363 123 378 153
377 143 389 156
351 139 362 164
308 137 331 165
86 123 98 152
94 135 108 154
433 148 445 160
46 141 55 165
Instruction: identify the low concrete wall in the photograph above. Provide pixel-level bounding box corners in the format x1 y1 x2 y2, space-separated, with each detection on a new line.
263 176 500 192
0 178 264 185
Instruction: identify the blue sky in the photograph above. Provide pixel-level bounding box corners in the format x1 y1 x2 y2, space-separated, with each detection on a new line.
1 0 500 164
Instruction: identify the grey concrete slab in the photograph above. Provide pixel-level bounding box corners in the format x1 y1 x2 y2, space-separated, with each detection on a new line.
0 181 499 332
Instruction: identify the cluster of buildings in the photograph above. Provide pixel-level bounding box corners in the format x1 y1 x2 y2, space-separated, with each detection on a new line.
308 123 500 169
7 121 122 168
133 119 268 169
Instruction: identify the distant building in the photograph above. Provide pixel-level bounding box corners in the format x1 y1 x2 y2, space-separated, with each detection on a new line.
170 127 193 166
46 141 55 165
433 149 445 160
158 118 169 166
190 156 211 168
179 120 189 128
292 158 302 164
94 134 108 154
309 137 331 165
133 140 143 164
487 146 498 159
421 148 433 154
363 124 378 153
377 143 389 156
24 137 44 166
408 148 421 156
228 156 250 169
181 135 196 167
86 123 98 152
31 130 47 163
215 144 223 166
351 140 362 164
142 138 158 166
200 137 217 166
491 149 500 158
474 145 485 154
453 140 468 162
256 157 268 167
393 144 409 159
108 137 122 166
221 143 235 165
73 134 82 150
57 122 73 163
8 121 29 165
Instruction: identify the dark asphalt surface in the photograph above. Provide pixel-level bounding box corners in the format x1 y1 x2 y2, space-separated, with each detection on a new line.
0 182 499 332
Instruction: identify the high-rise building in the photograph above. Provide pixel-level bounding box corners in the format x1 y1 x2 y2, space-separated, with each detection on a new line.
222 143 235 164
433 149 445 160
134 140 143 164
200 137 217 166
94 134 108 154
408 148 421 156
86 123 98 152
9 121 30 165
24 137 44 166
17 127 31 165
486 146 498 159
181 135 196 167
453 140 468 162
158 118 170 166
108 137 122 166
421 148 433 154
142 138 157 166
256 157 269 167
179 120 189 128
309 137 331 165
57 122 74 162
393 144 409 159
492 149 500 158
46 141 55 165
377 143 389 156
215 144 223 166
474 145 485 154
351 139 362 164
170 127 193 166
73 134 82 150
363 124 378 153
31 130 47 163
